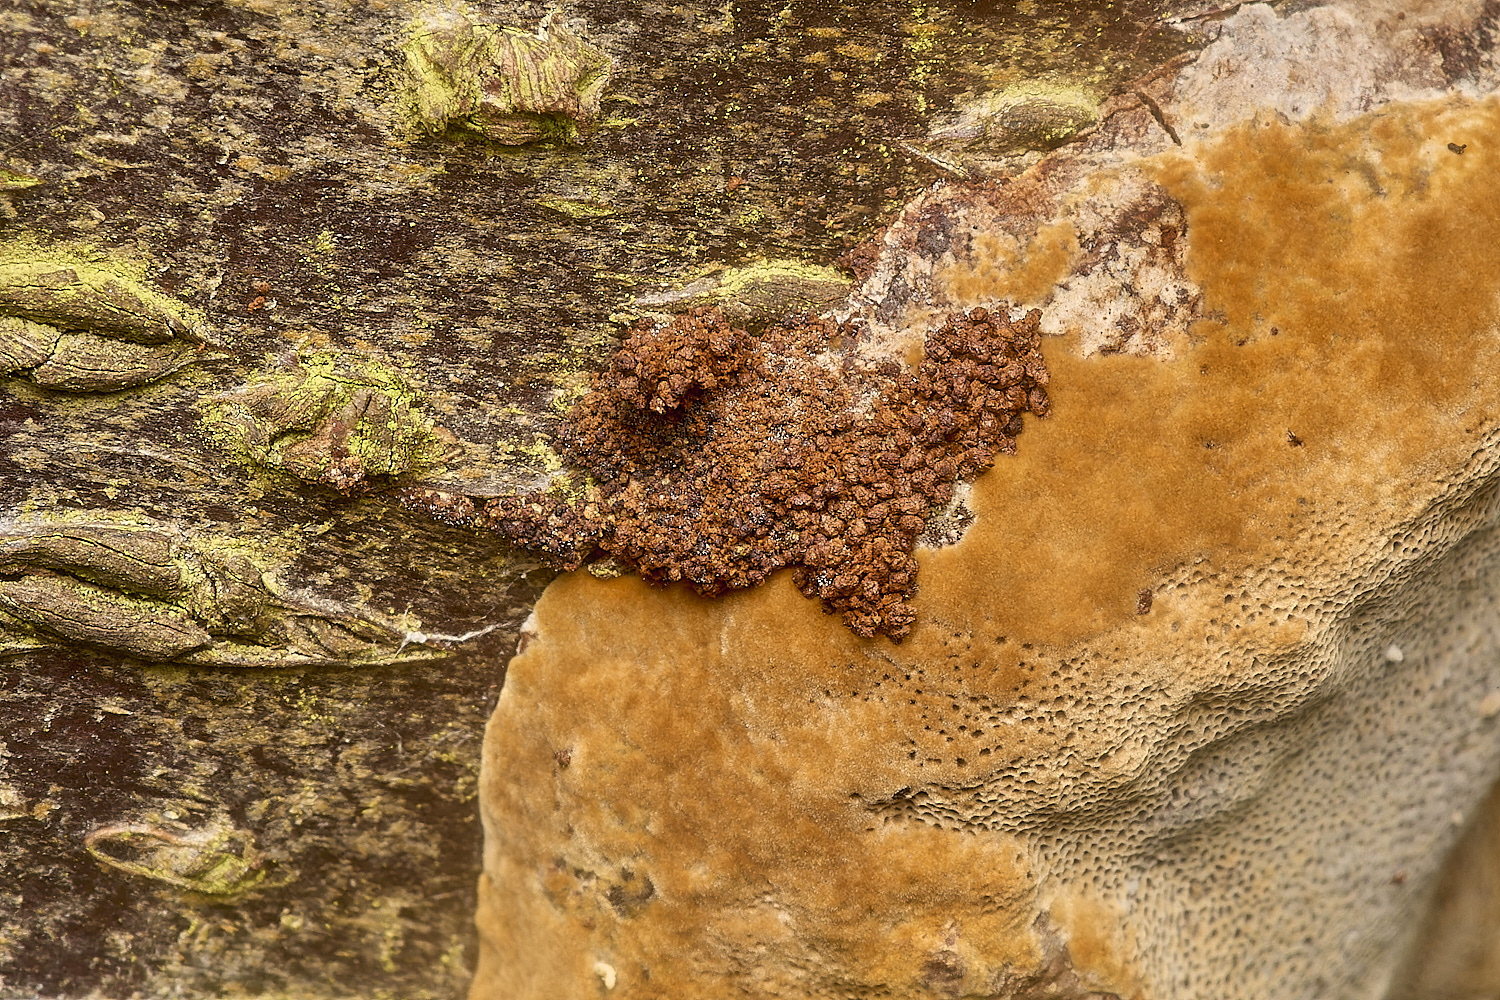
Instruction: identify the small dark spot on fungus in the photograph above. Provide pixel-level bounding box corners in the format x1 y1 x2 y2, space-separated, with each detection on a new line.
922 950 967 994
417 305 1049 640
1448 142 1467 154
554 747 572 768
604 871 656 915
1136 589 1153 615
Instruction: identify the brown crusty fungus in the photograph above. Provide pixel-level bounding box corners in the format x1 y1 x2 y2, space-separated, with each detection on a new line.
404 305 1048 640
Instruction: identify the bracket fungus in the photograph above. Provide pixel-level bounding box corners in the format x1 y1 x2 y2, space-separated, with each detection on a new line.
468 3 1500 999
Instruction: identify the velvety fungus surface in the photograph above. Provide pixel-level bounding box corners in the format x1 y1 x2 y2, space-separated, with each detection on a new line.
934 94 1500 649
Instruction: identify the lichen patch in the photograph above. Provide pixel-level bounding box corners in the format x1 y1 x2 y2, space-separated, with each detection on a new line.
0 514 440 667
633 259 853 321
908 84 1102 177
0 241 213 391
202 351 447 494
402 8 612 145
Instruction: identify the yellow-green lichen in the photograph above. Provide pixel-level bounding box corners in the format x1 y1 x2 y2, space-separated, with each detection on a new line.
0 511 446 667
516 438 567 477
402 8 612 145
0 241 211 345
306 229 339 268
635 259 852 318
547 366 592 415
534 195 618 219
0 240 212 391
84 815 271 896
0 165 41 192
201 351 447 493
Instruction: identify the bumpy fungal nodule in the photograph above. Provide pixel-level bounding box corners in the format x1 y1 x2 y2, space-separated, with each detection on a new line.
402 306 1049 640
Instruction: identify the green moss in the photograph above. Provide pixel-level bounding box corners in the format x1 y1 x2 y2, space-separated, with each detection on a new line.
715 260 849 306
547 367 592 415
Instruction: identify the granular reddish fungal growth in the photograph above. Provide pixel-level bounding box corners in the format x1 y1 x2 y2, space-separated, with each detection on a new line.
404 305 1049 640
